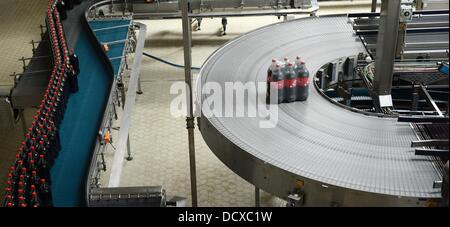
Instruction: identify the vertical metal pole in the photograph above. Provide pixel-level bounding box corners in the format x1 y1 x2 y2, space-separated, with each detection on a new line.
371 0 377 12
255 187 260 207
137 76 143 94
396 22 407 59
373 0 401 108
416 0 423 10
126 134 133 160
181 0 198 207
120 83 126 109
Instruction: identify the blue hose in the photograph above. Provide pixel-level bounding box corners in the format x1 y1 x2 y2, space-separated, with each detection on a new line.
143 52 201 71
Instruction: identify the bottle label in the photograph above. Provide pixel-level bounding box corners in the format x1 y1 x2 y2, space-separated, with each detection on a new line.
296 77 309 87
285 78 297 88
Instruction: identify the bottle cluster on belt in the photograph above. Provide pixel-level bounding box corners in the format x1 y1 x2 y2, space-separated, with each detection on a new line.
266 56 310 104
4 0 81 208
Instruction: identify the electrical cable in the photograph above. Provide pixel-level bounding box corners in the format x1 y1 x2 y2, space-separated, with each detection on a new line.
143 52 201 70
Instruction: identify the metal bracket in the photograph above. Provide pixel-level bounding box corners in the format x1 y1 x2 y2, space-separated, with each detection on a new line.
286 192 304 207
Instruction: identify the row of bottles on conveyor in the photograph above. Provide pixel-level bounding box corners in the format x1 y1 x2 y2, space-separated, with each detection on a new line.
4 0 80 208
266 56 310 104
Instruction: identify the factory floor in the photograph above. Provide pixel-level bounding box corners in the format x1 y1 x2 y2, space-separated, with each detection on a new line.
0 1 375 206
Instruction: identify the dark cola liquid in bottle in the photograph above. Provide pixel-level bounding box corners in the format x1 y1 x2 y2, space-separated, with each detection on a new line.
38 155 50 182
284 62 297 103
295 57 310 101
271 64 285 104
39 178 53 207
56 1 67 20
266 58 278 104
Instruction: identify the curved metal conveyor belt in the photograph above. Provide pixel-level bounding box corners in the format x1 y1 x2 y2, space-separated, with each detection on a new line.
45 0 126 206
198 16 442 206
49 1 113 206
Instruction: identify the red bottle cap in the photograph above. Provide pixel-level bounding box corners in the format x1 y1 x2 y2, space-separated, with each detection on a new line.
40 179 46 183
7 202 13 207
31 185 36 190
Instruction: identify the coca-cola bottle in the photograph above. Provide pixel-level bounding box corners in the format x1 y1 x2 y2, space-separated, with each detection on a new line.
15 160 24 173
27 152 34 168
68 65 79 93
69 49 80 75
38 155 50 181
30 191 40 207
295 59 310 101
284 62 297 103
31 171 40 186
18 176 27 193
56 0 67 20
39 179 52 207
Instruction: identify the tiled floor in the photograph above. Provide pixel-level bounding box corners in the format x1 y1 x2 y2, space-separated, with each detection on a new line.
0 0 47 86
0 0 47 200
0 1 373 206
